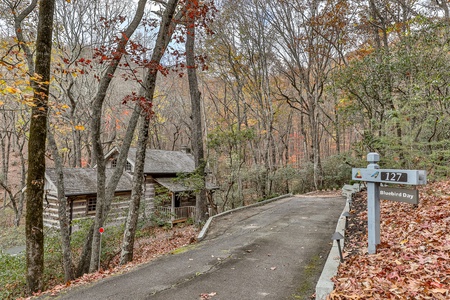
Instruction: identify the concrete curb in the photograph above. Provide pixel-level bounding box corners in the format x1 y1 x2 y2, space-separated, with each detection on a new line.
197 194 293 241
315 184 362 300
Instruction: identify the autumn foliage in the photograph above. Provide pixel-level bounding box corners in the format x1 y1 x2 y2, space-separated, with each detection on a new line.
329 181 450 299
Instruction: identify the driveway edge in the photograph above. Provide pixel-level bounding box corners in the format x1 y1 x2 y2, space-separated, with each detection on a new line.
315 184 362 300
197 194 292 241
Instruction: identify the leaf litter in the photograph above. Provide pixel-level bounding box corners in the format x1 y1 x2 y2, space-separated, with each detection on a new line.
329 181 450 299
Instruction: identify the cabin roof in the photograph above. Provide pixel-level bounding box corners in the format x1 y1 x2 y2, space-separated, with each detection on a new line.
154 177 219 193
126 148 195 174
45 168 132 196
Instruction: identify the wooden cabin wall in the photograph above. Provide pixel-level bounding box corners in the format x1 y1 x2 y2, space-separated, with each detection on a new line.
43 194 60 228
43 191 154 229
143 178 155 216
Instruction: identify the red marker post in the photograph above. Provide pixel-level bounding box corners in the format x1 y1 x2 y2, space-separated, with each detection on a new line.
98 227 104 270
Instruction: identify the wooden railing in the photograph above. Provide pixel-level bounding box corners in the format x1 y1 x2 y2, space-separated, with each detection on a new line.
156 206 196 224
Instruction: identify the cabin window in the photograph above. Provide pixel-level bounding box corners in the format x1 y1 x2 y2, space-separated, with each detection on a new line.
111 158 118 168
111 158 132 172
87 197 96 215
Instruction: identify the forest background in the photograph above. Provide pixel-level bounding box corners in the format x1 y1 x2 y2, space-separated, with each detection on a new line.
1 0 450 298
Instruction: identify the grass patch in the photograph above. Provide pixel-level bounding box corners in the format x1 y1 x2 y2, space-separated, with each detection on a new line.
0 252 27 299
170 243 199 255
291 254 323 300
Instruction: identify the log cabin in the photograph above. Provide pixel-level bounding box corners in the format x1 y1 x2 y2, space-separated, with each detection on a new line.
43 168 137 229
105 147 218 225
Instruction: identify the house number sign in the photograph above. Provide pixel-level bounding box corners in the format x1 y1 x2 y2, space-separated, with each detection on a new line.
380 172 408 182
352 153 427 254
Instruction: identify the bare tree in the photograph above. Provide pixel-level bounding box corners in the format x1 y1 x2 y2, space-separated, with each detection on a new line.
185 0 209 223
0 106 28 226
267 0 348 189
75 0 149 274
25 0 56 293
47 128 75 282
52 0 135 167
120 0 180 265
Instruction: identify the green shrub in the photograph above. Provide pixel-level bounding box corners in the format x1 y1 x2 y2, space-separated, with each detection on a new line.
70 218 94 264
150 210 173 228
0 252 27 299
43 229 65 287
185 217 194 225
269 165 297 195
99 223 126 268
322 153 361 189
290 162 315 194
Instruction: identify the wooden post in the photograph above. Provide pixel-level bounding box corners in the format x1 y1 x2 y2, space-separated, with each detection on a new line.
171 193 175 226
366 153 380 254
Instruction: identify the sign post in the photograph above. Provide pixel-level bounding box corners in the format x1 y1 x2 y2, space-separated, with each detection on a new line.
352 153 427 254
98 227 104 271
366 153 380 254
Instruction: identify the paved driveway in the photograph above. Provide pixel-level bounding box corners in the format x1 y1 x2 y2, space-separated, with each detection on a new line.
52 195 345 300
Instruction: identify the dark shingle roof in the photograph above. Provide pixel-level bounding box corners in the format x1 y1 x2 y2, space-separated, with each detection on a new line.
127 148 195 174
154 177 219 193
45 168 132 196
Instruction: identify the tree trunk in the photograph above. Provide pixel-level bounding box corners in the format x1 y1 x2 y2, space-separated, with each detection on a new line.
47 130 75 282
76 225 94 276
15 116 29 226
0 181 19 223
16 123 27 226
25 0 56 293
310 96 323 190
119 0 180 265
73 129 82 167
186 1 208 223
1 131 10 210
88 158 106 273
120 116 148 264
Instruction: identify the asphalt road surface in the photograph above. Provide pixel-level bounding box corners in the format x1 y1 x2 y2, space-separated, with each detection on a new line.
51 195 345 300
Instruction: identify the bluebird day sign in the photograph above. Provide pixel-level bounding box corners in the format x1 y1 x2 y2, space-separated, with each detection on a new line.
352 153 427 254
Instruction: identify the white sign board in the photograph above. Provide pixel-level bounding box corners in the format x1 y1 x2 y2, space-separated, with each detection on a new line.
352 168 427 185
